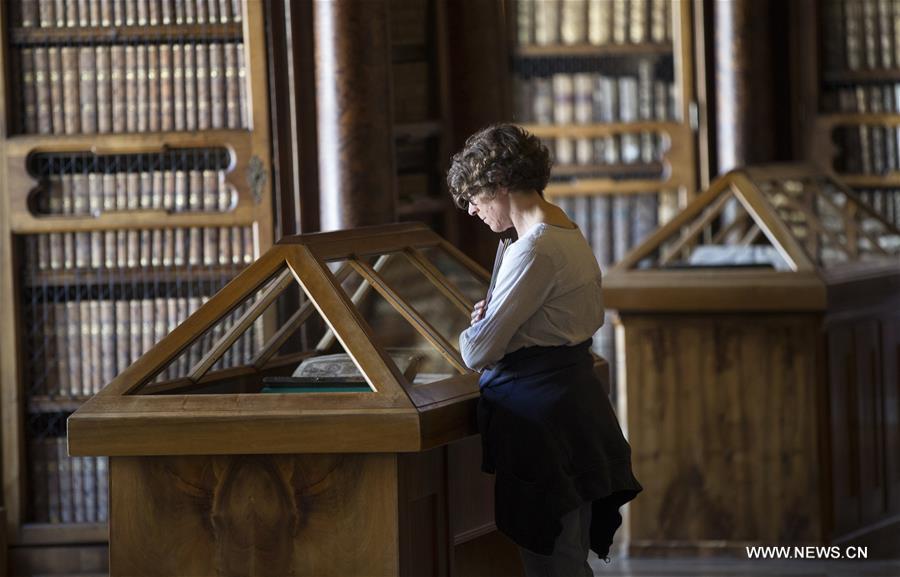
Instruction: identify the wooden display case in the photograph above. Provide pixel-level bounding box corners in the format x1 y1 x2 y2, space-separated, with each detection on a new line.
67 222 536 576
604 163 900 556
0 1 274 573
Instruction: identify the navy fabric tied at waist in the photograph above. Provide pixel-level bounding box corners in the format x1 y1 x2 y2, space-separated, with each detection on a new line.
476 339 642 557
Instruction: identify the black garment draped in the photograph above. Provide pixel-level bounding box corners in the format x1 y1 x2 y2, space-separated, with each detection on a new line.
477 339 642 557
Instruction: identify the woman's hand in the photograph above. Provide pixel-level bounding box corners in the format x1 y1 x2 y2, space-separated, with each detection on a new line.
471 299 486 325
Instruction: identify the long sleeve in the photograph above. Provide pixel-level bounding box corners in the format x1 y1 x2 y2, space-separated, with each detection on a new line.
459 247 555 371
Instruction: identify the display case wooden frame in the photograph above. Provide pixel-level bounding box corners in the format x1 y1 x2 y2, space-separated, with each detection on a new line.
604 163 900 556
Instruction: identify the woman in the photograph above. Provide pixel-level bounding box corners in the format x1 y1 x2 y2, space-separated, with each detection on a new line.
448 124 642 577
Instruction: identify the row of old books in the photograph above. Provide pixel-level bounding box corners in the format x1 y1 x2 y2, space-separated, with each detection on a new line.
516 0 672 46
18 41 248 135
16 0 243 28
826 84 900 176
30 225 254 272
823 0 900 72
515 69 676 166
37 169 235 215
30 437 108 524
29 295 263 397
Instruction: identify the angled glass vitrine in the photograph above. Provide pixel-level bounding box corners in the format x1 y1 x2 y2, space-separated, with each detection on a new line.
67 223 498 577
602 164 900 557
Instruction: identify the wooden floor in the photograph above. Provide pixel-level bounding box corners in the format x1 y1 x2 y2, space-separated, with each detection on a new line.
589 555 900 577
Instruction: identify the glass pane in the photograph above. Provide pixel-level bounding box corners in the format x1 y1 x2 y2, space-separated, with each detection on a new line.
419 246 489 305
330 257 460 384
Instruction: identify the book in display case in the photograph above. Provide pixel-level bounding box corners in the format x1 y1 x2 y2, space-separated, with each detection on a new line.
0 1 273 572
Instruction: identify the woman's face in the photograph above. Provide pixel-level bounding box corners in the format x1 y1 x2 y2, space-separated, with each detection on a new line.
467 189 512 232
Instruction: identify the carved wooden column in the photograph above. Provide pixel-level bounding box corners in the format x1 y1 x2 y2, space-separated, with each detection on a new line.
714 0 776 174
314 0 397 231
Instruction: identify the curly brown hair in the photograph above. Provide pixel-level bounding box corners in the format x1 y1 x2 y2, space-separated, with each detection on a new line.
446 124 552 209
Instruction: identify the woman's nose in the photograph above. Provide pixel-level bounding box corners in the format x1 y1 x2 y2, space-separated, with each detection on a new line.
468 203 477 216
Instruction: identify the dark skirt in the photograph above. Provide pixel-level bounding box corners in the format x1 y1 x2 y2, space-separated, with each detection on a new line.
477 339 642 557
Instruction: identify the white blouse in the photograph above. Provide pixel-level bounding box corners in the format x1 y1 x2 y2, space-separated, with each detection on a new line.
459 222 606 372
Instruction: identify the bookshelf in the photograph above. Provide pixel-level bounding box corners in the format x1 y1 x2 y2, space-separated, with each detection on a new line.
795 0 900 230
0 1 274 572
390 0 457 244
505 0 700 401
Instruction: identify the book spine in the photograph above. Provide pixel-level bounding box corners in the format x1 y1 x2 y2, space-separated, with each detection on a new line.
863 0 878 69
110 45 126 132
237 43 248 127
185 0 195 24
99 0 112 25
517 0 534 45
46 439 61 522
210 42 225 129
116 300 130 375
162 0 174 23
71 451 84 523
219 0 231 22
534 0 559 45
231 225 242 265
160 44 173 130
588 0 611 45
34 47 52 134
573 73 593 165
21 0 38 27
878 0 894 68
612 0 628 44
100 300 115 388
55 301 70 396
125 45 138 131
97 456 109 521
196 43 211 129
66 301 81 396
650 0 667 43
552 73 574 165
90 300 102 393
173 43 185 130
619 76 640 163
166 169 178 211
79 46 97 133
137 0 148 25
39 0 55 27
185 42 197 130
232 0 241 22
224 43 240 128
846 0 863 70
57 437 73 523
79 300 91 395
129 300 142 363
637 60 654 163
141 299 154 355
96 45 112 133
48 46 65 133
149 0 160 24
630 0 647 43
89 0 101 25
83 455 97 522
148 44 160 132
136 44 149 132
612 194 632 262
560 0 586 45
22 48 38 133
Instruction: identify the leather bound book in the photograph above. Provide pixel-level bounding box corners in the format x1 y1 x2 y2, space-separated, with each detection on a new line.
650 0 667 43
148 44 160 132
136 44 148 132
22 48 37 133
630 0 647 44
115 300 130 375
49 46 65 133
66 302 82 397
96 45 112 133
612 0 627 44
534 0 559 45
159 44 173 131
125 45 137 131
196 43 211 129
517 0 534 45
210 42 225 129
237 43 248 127
588 0 611 45
39 0 55 27
34 47 52 134
185 42 197 130
173 43 186 130
225 43 240 127
560 0 587 45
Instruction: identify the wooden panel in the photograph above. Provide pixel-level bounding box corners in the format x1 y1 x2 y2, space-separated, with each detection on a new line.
882 316 900 516
853 320 887 526
110 454 399 576
448 436 496 545
9 544 108 576
398 448 451 577
620 313 825 548
827 323 861 536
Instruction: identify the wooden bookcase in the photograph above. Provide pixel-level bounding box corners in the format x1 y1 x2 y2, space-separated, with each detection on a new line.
0 1 274 573
390 0 457 245
504 0 701 401
794 0 900 230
